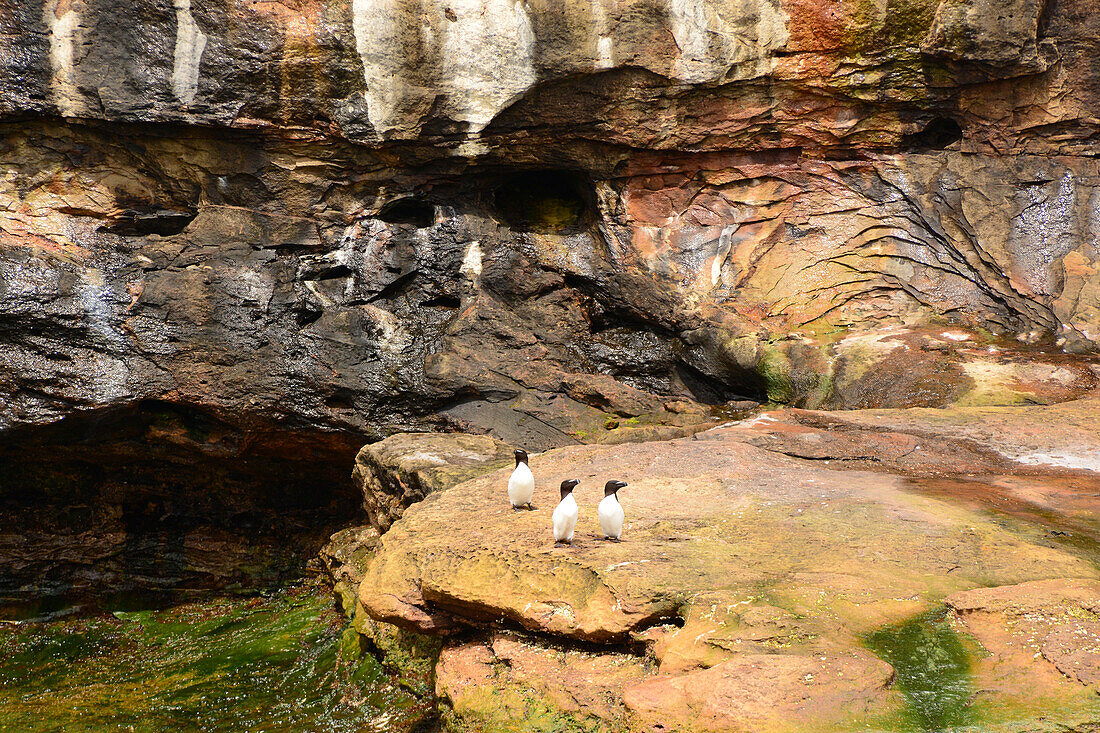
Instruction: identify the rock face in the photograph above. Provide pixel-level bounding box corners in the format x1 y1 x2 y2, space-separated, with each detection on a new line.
4 0 1100 446
357 391 1100 730
3 1 1100 604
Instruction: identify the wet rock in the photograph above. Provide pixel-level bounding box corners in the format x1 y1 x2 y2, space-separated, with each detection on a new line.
947 579 1100 717
436 631 649 731
807 386 1100 473
318 525 379 615
352 603 442 696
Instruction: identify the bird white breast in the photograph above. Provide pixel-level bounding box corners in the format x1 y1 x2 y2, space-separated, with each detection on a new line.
552 493 578 542
598 494 624 539
507 463 534 506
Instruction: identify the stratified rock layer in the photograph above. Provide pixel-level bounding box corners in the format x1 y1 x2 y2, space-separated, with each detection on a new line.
4 0 1100 447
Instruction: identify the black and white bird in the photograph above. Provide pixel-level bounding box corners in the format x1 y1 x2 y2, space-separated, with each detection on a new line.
552 479 580 545
507 449 534 510
598 480 628 541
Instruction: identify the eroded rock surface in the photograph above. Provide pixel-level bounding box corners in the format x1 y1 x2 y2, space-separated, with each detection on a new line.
436 632 652 732
357 390 1100 730
947 579 1100 724
5 0 1100 454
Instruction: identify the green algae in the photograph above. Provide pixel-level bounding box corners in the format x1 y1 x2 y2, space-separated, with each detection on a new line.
0 584 431 733
758 345 795 403
864 608 975 732
352 606 442 697
441 684 606 733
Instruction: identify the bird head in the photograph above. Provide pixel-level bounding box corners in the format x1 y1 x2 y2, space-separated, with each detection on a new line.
604 480 628 497
560 478 580 499
514 449 528 466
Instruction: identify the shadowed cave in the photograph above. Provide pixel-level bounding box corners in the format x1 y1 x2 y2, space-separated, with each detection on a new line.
493 169 595 233
0 402 365 618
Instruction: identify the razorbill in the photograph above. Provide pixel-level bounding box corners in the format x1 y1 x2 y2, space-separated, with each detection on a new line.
598 480 628 541
552 479 580 545
507 449 534 510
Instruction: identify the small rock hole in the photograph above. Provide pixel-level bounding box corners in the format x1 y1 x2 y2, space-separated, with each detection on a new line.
324 390 355 410
101 208 196 236
378 198 435 228
493 170 594 234
906 117 963 150
421 294 461 309
312 264 353 281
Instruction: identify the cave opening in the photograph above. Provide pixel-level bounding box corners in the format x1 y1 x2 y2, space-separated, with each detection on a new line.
378 197 435 228
905 117 963 150
493 169 595 234
0 401 365 619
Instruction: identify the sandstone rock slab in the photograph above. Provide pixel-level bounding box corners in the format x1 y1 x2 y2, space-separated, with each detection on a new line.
357 415 1100 729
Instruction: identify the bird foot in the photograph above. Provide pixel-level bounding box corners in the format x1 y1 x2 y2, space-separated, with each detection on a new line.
525 503 536 511
555 540 572 547
512 505 523 511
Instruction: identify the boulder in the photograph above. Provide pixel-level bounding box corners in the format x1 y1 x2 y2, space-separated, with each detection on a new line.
352 432 517 533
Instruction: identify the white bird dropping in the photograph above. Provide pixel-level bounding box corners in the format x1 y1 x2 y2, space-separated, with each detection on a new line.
598 480 627 541
552 479 580 545
507 449 534 510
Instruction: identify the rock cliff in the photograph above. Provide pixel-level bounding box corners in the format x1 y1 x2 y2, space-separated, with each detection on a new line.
3 0 1100 603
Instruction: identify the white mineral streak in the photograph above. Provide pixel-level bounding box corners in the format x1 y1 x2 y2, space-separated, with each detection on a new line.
355 0 536 138
79 268 129 402
350 0 785 138
439 0 536 133
172 0 207 105
352 0 407 136
597 36 614 68
711 223 738 286
46 2 83 117
365 303 410 353
1008 449 1100 473
667 0 788 83
591 0 615 69
460 240 483 279
1012 170 1076 297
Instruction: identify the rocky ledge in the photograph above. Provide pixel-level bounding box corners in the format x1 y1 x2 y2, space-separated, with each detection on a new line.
343 391 1100 731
